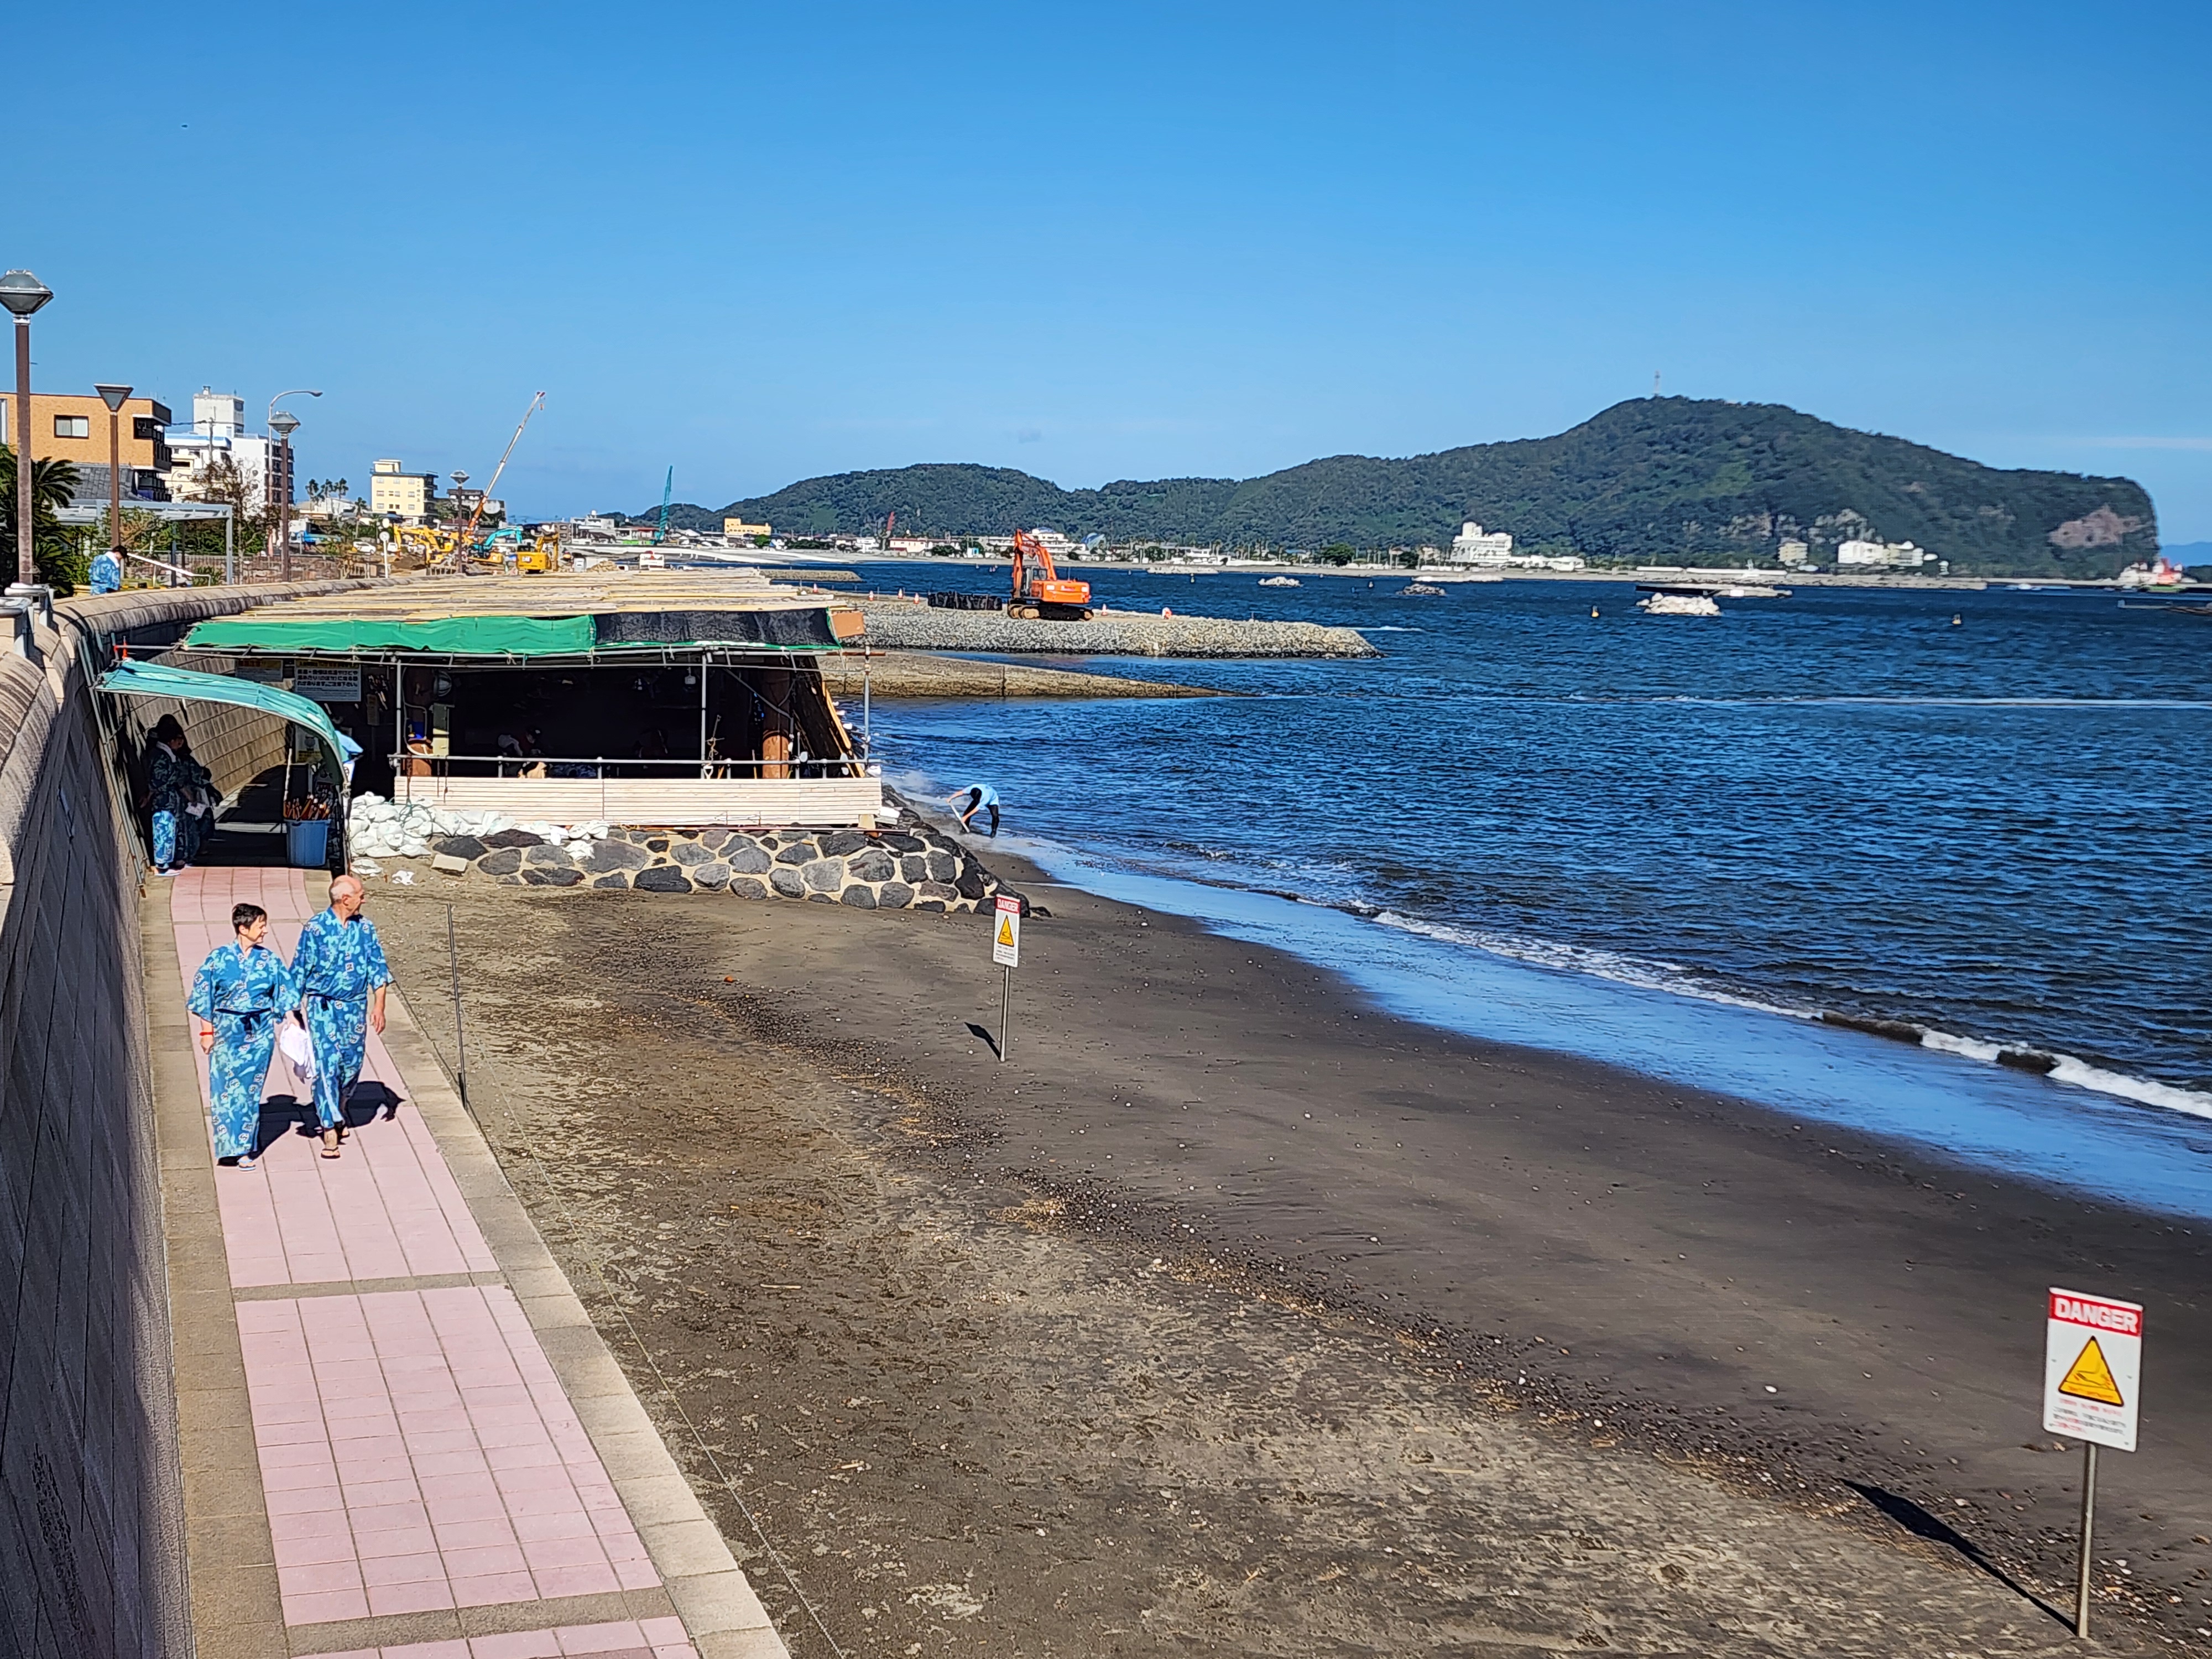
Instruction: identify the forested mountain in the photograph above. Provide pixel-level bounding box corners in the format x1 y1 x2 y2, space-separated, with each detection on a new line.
638 399 2159 575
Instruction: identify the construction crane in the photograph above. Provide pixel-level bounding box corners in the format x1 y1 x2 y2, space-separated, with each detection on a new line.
653 468 674 544
1007 528 1093 619
458 391 547 561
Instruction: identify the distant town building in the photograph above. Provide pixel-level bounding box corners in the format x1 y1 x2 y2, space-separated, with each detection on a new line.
1777 539 1809 566
1448 521 1515 564
887 536 935 554
1836 538 1931 568
1 392 174 503
723 518 773 538
163 389 295 517
371 458 438 523
1027 527 1076 552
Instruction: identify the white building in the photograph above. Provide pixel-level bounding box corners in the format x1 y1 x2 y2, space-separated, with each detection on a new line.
1448 521 1515 564
1777 539 1809 566
1836 538 1932 568
370 458 439 523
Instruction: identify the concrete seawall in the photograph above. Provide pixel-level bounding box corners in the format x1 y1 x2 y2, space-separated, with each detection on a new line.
0 581 362 1658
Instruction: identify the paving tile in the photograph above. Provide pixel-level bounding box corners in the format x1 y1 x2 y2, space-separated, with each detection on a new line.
169 870 758 1656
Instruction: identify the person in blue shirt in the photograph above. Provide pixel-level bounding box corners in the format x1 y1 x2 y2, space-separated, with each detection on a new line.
186 902 300 1170
292 873 393 1159
950 782 1000 837
89 547 122 594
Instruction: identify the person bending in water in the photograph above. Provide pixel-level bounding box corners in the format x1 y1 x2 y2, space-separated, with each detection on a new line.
950 783 1001 837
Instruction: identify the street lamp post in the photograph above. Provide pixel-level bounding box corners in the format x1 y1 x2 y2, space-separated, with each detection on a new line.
0 270 54 589
450 471 469 565
95 383 132 585
265 388 320 582
269 410 300 579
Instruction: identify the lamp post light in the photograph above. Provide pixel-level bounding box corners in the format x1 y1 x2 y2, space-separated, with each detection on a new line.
0 270 54 589
94 383 132 584
450 471 469 562
268 410 301 580
265 389 320 581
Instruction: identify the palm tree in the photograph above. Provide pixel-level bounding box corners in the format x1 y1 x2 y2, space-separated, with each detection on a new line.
0 446 85 593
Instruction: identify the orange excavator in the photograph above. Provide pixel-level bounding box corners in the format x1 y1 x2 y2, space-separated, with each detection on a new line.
1008 529 1093 620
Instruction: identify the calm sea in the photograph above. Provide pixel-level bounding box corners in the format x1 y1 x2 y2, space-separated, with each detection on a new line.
852 563 2212 1213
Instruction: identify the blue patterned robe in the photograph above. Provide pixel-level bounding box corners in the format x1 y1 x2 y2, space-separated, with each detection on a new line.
186 942 300 1159
293 908 393 1129
148 742 190 869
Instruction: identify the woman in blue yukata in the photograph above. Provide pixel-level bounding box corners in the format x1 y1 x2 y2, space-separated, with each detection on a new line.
145 716 196 875
187 901 301 1170
292 873 392 1160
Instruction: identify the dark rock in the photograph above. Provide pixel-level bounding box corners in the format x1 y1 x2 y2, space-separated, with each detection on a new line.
820 829 868 857
899 853 930 884
591 872 632 889
645 837 670 854
954 865 987 900
769 867 806 899
478 848 524 876
695 863 731 890
434 835 489 861
634 865 692 894
878 881 915 909
839 885 878 909
773 840 817 865
805 890 837 903
700 827 733 849
925 851 958 884
523 843 575 869
801 857 844 893
522 865 583 887
727 876 769 900
918 880 959 902
846 848 896 883
580 839 649 873
497 873 528 885
482 829 544 850
671 840 713 867
913 898 947 912
723 841 773 875
879 832 924 853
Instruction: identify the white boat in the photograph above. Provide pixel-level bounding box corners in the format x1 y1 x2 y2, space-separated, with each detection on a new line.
1637 591 1720 617
1258 575 1301 587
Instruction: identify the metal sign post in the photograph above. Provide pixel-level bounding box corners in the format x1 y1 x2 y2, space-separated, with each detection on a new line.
2043 1288 2143 1640
991 895 1021 1062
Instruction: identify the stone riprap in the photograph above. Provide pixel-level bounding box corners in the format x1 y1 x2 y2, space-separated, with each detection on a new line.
856 597 1378 658
410 822 1005 910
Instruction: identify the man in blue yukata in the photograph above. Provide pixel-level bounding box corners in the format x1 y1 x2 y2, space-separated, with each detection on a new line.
187 901 300 1170
292 873 393 1159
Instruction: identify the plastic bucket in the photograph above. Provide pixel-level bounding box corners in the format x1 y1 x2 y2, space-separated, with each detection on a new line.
285 818 331 869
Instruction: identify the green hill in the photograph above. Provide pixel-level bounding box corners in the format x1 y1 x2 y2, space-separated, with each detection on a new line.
651 399 2160 576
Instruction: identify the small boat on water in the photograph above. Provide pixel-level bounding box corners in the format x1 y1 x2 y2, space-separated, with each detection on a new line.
1259 575 1301 588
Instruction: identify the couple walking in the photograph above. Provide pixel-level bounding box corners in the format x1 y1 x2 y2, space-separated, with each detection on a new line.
187 874 393 1170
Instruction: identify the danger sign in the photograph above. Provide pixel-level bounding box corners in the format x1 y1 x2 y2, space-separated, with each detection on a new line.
992 894 1021 968
2043 1288 2142 1452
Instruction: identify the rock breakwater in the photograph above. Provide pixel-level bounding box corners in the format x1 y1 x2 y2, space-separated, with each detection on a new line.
412 822 1006 910
857 598 1378 658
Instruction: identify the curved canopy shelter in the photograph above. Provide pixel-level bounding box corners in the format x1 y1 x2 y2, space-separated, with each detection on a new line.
97 658 363 776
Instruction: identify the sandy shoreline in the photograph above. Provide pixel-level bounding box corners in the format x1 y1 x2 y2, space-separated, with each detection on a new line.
368 849 2212 1653
820 651 1218 700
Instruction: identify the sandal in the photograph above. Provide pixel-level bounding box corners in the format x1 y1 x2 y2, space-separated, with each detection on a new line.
236 1155 257 1171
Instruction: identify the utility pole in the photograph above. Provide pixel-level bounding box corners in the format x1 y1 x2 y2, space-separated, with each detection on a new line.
96 384 132 582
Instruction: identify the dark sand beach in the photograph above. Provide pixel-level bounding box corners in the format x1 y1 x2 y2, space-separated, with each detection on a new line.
371 851 2212 1656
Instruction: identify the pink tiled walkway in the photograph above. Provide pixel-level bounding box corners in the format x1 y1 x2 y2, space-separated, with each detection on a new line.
173 868 695 1655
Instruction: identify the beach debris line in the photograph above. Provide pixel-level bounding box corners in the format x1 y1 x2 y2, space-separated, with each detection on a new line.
2043 1288 2145 1639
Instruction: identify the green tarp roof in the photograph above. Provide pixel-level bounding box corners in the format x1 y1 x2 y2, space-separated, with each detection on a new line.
183 615 599 656
96 659 362 766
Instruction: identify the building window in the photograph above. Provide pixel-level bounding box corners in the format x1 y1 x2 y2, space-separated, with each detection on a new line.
54 415 90 439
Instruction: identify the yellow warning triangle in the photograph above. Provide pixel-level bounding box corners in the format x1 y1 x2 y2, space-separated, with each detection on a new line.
2058 1335 2125 1406
995 916 1015 947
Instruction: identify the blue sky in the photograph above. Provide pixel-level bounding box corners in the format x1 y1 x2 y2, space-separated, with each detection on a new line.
14 1 2211 536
